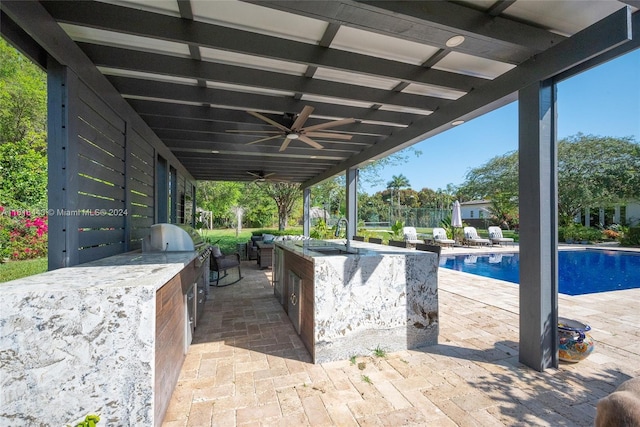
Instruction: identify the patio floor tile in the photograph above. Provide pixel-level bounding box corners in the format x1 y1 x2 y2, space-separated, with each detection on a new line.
162 247 640 426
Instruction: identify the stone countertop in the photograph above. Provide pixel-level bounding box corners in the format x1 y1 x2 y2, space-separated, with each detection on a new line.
0 250 198 293
275 239 429 261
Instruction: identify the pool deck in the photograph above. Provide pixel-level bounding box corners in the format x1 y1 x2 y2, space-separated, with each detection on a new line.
162 244 640 426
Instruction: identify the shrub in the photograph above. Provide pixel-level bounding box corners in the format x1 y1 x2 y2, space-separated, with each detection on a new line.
0 206 48 260
621 227 640 246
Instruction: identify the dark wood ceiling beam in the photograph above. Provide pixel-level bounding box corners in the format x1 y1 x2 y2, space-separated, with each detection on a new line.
79 42 446 111
0 0 194 181
42 0 484 92
486 0 517 17
0 11 48 69
107 75 423 125
303 6 634 187
243 0 565 61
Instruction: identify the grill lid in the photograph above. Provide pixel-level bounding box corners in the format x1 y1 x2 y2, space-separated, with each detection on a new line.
144 223 204 252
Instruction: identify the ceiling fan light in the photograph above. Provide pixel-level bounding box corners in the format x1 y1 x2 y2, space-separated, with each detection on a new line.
446 35 465 48
288 133 300 140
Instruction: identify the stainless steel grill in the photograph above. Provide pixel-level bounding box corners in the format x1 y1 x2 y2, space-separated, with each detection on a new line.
144 223 211 335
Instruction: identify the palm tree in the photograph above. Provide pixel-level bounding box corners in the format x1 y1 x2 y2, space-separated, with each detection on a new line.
386 174 411 219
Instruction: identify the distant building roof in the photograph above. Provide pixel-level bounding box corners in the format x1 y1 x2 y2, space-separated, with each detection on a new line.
461 200 490 206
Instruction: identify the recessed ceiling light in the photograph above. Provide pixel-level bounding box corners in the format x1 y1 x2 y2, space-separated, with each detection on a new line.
452 120 465 126
446 35 465 48
211 150 219 153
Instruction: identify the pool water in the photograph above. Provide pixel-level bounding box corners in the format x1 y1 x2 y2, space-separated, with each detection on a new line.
440 250 640 296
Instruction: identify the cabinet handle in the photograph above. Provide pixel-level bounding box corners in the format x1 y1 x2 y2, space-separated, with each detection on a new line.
290 292 298 306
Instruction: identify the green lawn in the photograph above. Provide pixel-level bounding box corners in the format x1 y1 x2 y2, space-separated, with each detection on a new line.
0 258 48 283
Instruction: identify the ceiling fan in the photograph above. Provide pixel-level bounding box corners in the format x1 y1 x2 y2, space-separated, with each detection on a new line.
247 170 281 183
228 106 355 152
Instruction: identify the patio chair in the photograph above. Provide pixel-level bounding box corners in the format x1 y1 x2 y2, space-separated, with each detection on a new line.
352 235 365 241
463 226 491 247
402 227 424 246
388 239 408 248
432 227 455 247
488 226 515 246
210 245 243 287
368 237 383 244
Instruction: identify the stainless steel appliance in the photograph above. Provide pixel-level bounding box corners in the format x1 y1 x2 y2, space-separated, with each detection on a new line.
144 224 212 339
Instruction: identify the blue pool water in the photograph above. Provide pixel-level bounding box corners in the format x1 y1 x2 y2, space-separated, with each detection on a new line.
440 250 640 296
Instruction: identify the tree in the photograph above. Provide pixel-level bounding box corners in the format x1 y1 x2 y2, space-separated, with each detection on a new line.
457 151 518 201
386 174 410 218
557 134 640 225
457 134 640 227
196 181 243 227
0 39 47 146
0 39 48 210
259 182 302 230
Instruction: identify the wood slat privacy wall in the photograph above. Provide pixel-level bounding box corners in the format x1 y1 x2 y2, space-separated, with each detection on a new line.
48 62 194 268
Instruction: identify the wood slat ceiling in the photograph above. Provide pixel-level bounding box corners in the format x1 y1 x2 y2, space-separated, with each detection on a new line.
28 0 640 184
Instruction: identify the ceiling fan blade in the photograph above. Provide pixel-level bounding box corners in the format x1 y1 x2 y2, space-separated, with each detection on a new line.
298 135 324 150
291 106 314 131
226 130 281 134
279 136 293 152
302 117 356 132
246 135 283 145
305 132 353 140
247 111 291 132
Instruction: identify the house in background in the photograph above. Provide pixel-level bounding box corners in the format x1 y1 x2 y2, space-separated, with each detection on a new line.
460 200 492 229
461 199 640 229
579 201 640 227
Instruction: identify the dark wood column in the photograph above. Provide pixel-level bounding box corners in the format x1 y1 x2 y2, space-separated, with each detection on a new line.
518 80 559 371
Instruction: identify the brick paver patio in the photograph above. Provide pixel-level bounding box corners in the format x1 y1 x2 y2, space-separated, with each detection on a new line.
162 246 640 426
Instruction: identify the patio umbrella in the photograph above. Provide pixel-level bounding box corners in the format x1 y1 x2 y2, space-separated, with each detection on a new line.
452 200 462 243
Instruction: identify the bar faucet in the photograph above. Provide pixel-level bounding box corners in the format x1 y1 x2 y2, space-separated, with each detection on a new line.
335 217 350 252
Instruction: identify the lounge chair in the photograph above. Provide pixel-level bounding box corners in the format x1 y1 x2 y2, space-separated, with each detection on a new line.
352 235 365 241
463 226 491 246
368 237 383 244
402 227 424 246
432 227 455 247
488 226 515 246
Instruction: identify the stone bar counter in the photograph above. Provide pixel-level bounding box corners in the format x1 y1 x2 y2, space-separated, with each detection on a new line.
273 239 439 363
0 251 199 427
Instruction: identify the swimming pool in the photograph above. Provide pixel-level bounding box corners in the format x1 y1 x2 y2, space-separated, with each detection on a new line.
440 250 640 296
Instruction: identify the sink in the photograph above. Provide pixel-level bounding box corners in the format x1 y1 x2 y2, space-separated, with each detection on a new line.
310 247 360 255
293 240 361 255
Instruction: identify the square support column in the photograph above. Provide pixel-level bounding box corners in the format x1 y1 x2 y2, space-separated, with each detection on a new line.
303 187 311 237
345 168 358 239
518 80 559 371
47 59 80 269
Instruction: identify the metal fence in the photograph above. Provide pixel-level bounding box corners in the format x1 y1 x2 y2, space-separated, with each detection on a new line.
360 208 451 229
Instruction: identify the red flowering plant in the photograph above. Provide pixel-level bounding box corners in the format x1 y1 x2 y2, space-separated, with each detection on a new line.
0 206 48 261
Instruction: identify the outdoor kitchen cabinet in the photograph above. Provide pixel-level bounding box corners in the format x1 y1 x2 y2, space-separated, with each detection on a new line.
273 239 439 364
0 250 203 427
280 250 315 358
155 258 197 424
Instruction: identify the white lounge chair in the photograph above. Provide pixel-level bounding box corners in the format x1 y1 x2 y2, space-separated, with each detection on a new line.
488 226 515 246
432 227 455 247
402 226 424 246
463 227 491 246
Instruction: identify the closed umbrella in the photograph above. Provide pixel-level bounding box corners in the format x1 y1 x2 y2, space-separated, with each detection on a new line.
452 201 462 244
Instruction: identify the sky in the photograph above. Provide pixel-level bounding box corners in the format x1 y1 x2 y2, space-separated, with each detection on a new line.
362 48 640 194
